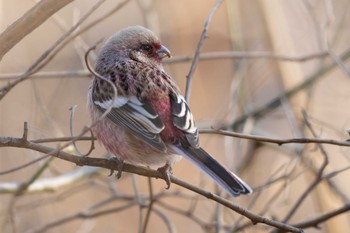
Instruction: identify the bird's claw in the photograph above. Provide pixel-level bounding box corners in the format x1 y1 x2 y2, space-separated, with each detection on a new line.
157 163 172 189
108 157 124 179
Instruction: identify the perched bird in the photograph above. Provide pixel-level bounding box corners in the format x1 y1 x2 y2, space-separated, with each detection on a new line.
88 26 252 196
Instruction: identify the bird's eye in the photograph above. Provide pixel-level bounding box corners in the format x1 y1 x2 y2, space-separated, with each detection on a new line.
140 44 153 53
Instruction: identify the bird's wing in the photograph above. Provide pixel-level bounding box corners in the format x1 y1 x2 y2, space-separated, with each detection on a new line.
169 92 199 148
93 92 167 152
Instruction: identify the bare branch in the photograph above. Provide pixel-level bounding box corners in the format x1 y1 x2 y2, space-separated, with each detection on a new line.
0 0 73 60
200 129 350 147
142 178 154 233
231 47 350 129
28 200 136 233
184 0 223 101
0 154 49 176
0 0 131 101
69 105 95 157
277 112 330 227
0 136 303 232
166 50 328 63
293 203 350 229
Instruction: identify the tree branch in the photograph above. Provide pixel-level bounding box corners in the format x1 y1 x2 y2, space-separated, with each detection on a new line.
184 0 223 101
0 0 74 61
0 136 303 233
231 47 350 129
200 129 350 147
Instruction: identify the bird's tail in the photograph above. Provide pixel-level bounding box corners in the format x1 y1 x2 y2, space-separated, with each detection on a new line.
173 145 252 197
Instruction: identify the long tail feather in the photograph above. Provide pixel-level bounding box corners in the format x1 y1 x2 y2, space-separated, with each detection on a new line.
173 145 252 197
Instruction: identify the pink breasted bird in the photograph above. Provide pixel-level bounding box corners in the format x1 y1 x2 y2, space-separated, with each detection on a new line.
88 26 252 196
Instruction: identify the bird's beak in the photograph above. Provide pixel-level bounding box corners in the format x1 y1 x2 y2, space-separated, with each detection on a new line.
156 45 171 59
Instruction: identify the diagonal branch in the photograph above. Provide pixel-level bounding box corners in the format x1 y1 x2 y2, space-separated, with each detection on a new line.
0 0 74 61
184 0 223 101
0 136 303 233
231 47 350 129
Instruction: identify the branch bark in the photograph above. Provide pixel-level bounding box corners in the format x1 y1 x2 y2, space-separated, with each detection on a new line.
0 0 74 61
0 136 303 233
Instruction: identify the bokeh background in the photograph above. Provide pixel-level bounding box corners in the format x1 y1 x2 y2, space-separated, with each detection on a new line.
1 0 350 232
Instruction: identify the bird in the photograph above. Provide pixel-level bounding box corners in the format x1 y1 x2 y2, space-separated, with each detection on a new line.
87 25 252 197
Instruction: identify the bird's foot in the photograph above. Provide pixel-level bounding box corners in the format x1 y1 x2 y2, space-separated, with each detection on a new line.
157 163 172 189
108 157 124 179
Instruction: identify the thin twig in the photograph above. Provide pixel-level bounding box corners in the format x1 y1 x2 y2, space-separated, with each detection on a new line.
231 47 350 129
200 129 350 147
15 156 54 196
184 0 223 101
0 70 91 80
142 178 154 233
0 154 50 176
278 111 330 226
0 0 74 60
69 105 95 157
152 208 176 233
156 200 208 229
293 202 350 229
22 122 28 141
28 200 136 233
32 136 93 143
167 50 328 64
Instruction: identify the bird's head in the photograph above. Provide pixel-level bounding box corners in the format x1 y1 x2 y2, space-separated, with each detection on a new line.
100 26 171 67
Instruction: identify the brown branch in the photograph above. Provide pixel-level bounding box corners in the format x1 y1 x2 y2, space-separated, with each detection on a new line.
142 178 155 233
231 47 350 129
28 200 136 233
0 0 107 101
293 203 350 229
31 136 93 143
166 51 328 63
0 0 131 101
184 0 223 101
0 70 91 81
0 154 49 176
200 129 350 147
152 208 176 233
278 112 329 225
156 200 209 229
0 0 74 61
0 136 303 233
69 105 95 157
293 166 350 229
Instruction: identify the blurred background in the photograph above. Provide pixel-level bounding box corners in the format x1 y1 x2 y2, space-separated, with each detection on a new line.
1 0 350 232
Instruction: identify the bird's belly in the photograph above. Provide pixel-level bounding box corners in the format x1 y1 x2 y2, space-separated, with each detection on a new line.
89 105 181 167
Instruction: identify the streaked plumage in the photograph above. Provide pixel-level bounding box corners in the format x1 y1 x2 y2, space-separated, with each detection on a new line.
88 26 252 196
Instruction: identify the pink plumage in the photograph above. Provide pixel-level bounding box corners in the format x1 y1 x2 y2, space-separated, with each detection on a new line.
88 26 252 196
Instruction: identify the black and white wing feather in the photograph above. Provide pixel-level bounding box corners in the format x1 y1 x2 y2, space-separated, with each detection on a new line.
170 92 199 148
93 94 167 152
